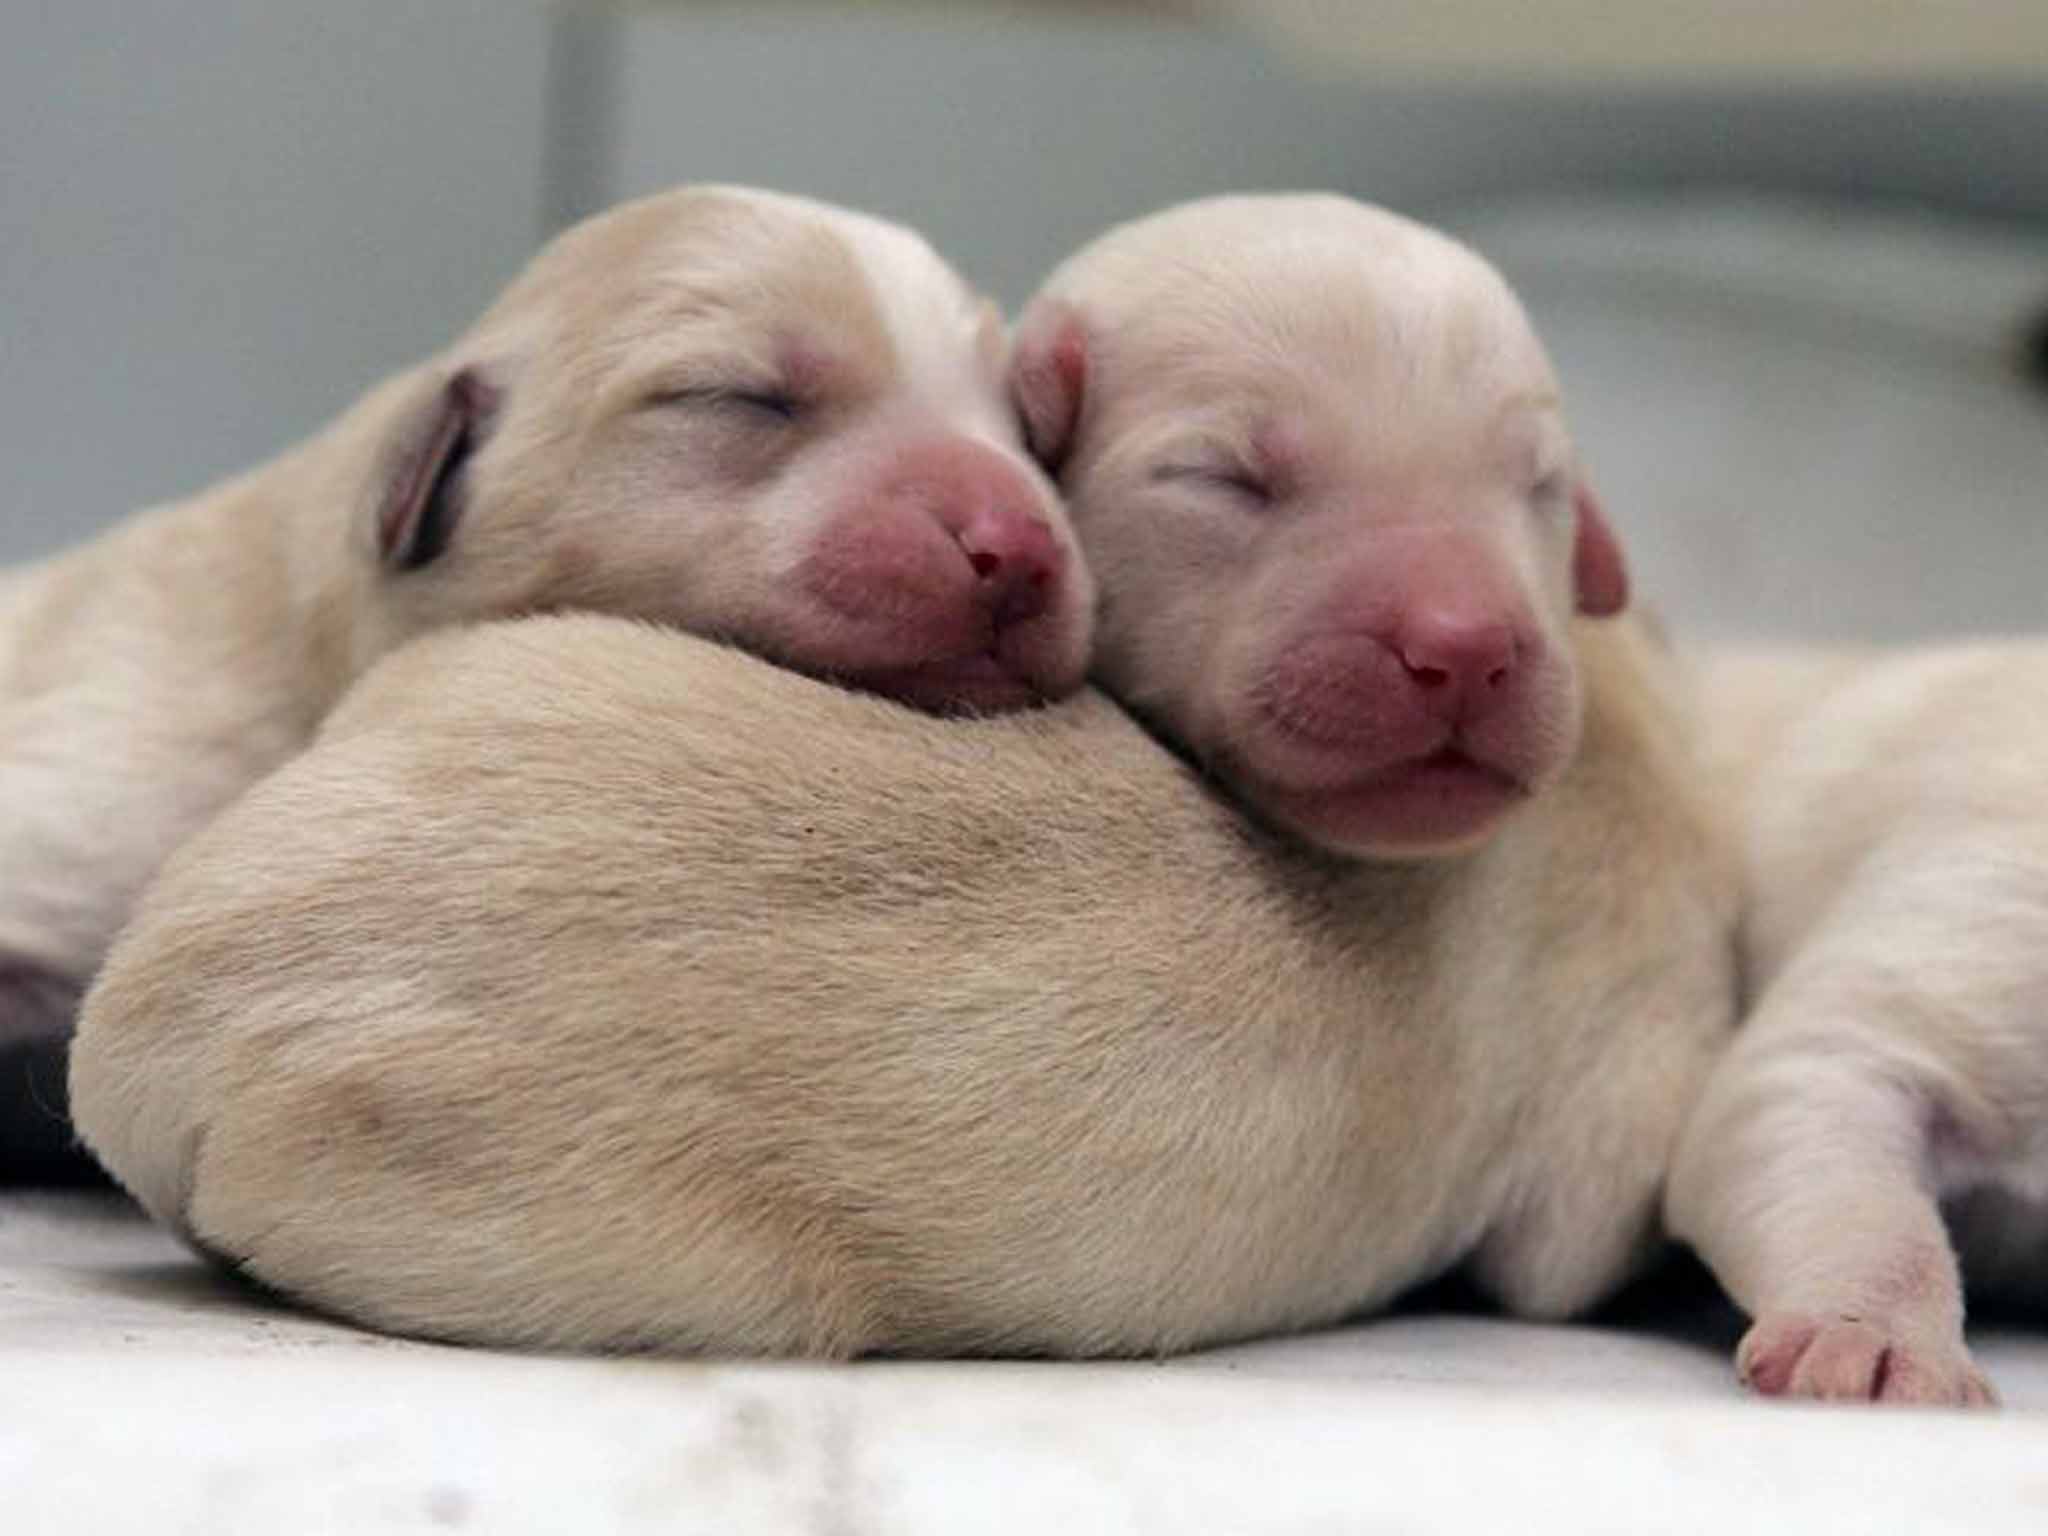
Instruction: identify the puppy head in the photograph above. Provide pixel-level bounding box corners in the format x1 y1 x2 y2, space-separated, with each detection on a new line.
1013 193 1627 858
354 186 1092 714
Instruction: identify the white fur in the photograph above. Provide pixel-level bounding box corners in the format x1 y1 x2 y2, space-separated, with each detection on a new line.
1667 641 2048 1407
0 184 1086 999
69 196 1737 1355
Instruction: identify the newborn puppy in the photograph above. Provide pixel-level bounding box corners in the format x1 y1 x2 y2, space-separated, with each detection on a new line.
1667 644 2048 1408
1010 195 1630 857
1 185 1089 1179
71 196 1736 1355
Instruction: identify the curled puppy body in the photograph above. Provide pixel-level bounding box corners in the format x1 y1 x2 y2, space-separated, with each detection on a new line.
1667 644 2048 1408
70 196 1737 1355
1 185 1090 1177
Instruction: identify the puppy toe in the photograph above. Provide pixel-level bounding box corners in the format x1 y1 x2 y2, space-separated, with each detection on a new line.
1735 1312 1823 1397
1738 1311 1998 1409
1875 1347 2001 1409
1959 1367 2001 1409
1786 1318 1890 1400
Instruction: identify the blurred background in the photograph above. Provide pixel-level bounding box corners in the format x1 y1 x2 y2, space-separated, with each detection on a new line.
5 0 2044 642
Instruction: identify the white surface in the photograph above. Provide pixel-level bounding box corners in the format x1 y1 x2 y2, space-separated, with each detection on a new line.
6 1193 2047 1531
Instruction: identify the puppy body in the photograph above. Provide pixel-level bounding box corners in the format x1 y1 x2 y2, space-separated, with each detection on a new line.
2 186 1090 1170
1667 642 2048 1406
74 610 1731 1356
73 196 1736 1354
3 460 356 990
2 466 345 1178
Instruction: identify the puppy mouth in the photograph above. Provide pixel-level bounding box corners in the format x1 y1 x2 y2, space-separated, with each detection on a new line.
1250 743 1531 855
1344 743 1526 810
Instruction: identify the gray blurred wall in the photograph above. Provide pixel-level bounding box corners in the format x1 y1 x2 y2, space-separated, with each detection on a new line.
5 1 2043 568
1 0 552 561
591 9 2048 307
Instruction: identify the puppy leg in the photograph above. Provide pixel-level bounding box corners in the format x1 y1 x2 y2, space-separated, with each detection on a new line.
1668 997 1995 1408
0 962 106 1186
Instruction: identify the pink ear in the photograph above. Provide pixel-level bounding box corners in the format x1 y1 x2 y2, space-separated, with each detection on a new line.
1008 301 1089 473
1572 482 1629 617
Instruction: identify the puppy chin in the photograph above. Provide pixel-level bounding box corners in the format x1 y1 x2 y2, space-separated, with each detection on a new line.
853 652 1045 715
1218 698 1556 859
780 590 1086 714
993 603 1092 703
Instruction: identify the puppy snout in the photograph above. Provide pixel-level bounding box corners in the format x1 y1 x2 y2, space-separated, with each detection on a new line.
788 431 1089 702
954 501 1062 630
1387 609 1518 722
1250 603 1536 768
887 435 1066 632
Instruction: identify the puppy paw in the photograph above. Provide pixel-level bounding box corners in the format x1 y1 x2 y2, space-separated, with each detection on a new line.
1737 1312 1998 1408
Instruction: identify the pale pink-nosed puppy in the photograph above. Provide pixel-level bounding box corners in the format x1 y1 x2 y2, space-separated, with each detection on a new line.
1 185 1091 1177
70 194 1738 1356
1666 644 2048 1409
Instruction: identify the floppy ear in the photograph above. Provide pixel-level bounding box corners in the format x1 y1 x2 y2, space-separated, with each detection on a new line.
376 367 502 571
1572 481 1629 617
1008 300 1090 474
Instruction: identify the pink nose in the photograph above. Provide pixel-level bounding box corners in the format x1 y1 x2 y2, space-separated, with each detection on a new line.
1386 609 1518 722
953 502 1062 629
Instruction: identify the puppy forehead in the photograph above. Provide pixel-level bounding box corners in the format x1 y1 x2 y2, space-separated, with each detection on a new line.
649 196 903 365
1057 194 1556 431
1145 255 1537 394
619 192 998 417
826 209 1006 405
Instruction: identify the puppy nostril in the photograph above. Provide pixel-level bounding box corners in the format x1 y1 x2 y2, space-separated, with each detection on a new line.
968 550 1002 580
1485 663 1510 689
1411 664 1451 690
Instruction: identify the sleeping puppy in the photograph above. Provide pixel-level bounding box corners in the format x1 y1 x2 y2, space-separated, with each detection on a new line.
1668 644 2048 1408
1 185 1091 1179
70 195 1737 1355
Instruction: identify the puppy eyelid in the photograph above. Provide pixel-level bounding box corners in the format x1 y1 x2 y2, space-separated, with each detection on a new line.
1151 460 1275 505
725 389 802 423
645 381 803 422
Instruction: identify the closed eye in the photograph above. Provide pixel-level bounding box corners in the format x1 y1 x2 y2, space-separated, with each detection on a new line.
723 389 802 423
1151 461 1274 506
648 382 804 424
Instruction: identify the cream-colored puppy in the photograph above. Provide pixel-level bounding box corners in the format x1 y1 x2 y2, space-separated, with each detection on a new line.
1668 644 2048 1408
2 185 1091 1178
71 196 1737 1355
